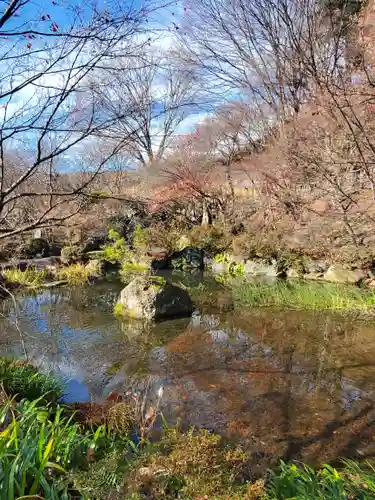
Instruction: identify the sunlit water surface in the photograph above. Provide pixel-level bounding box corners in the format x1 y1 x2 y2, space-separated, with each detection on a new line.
1 272 375 470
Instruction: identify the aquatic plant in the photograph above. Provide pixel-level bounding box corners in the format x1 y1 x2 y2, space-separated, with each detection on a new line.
57 263 92 285
3 266 49 287
0 357 63 403
233 280 375 310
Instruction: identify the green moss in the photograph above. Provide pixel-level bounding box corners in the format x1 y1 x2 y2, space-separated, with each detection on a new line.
121 262 149 273
150 276 166 286
125 428 253 499
150 275 167 291
113 302 125 317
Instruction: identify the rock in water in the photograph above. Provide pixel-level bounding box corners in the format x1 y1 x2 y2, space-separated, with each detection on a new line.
116 276 193 320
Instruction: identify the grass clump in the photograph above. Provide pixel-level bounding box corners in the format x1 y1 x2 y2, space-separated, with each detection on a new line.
0 396 112 498
233 280 375 311
3 266 49 287
57 263 91 285
267 460 375 499
0 357 63 403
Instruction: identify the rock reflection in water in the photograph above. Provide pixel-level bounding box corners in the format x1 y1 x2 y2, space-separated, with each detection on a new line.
0 278 375 469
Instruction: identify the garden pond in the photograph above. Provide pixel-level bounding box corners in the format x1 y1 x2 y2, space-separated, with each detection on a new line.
1 271 375 473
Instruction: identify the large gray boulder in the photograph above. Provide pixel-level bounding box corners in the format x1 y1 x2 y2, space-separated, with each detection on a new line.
323 264 366 284
244 259 278 277
116 276 193 321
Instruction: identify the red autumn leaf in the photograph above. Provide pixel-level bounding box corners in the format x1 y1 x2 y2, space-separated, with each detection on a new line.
184 7 187 11
106 391 122 402
26 42 32 49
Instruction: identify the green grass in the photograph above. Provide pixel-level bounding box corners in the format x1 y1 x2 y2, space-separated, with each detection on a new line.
3 266 49 287
267 460 375 499
57 263 92 285
0 396 112 498
233 280 375 311
0 357 64 403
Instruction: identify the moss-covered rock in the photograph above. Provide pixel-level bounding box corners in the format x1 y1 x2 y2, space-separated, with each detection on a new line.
116 275 193 321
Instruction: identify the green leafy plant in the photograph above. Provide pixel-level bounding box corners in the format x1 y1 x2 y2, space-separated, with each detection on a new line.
102 229 131 264
3 267 49 287
57 263 92 286
214 253 229 263
132 225 149 255
267 460 375 499
0 396 110 498
61 244 85 264
229 262 245 276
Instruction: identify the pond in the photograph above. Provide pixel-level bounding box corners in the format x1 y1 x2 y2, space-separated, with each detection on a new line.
1 271 375 472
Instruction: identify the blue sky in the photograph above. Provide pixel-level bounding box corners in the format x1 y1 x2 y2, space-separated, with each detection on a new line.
0 0 218 169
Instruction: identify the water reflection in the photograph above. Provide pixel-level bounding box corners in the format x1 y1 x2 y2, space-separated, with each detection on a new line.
1 278 375 469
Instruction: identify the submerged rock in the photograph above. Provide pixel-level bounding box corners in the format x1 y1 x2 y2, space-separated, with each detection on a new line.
116 276 193 321
323 264 366 284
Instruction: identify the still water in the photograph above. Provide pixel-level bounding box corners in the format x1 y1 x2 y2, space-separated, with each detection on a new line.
1 272 375 470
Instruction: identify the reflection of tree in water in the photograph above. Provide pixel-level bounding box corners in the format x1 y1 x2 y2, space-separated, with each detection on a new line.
1 283 375 466
133 310 375 468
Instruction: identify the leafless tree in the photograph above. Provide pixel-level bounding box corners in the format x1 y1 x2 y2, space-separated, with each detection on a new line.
0 0 169 240
91 50 199 167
